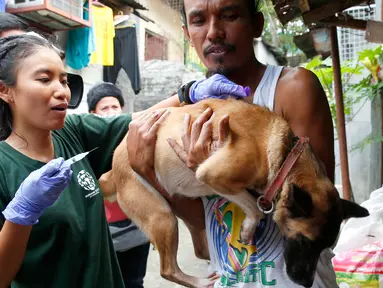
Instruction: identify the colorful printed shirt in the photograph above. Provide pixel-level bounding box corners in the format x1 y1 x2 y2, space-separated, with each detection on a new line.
203 196 338 287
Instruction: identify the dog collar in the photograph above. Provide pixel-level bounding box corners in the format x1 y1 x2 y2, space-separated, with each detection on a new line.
257 137 309 214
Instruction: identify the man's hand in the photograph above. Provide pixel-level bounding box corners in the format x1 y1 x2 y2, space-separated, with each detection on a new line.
167 108 230 171
189 74 251 103
127 109 170 180
127 108 207 230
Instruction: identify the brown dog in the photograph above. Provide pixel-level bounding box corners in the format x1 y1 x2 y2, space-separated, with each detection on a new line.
100 98 369 288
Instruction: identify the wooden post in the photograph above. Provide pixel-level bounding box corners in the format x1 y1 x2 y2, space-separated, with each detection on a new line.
330 27 353 201
381 0 383 22
369 91 383 193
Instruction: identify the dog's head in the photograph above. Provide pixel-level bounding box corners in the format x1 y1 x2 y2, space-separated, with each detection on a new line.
274 178 369 287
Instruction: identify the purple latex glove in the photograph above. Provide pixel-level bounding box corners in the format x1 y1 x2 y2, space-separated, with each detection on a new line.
189 74 251 103
2 158 72 225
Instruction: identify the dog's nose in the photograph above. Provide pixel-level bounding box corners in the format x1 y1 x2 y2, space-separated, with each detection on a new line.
291 276 314 288
286 266 315 288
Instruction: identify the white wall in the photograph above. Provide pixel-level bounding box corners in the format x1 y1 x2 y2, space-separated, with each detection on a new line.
377 0 382 21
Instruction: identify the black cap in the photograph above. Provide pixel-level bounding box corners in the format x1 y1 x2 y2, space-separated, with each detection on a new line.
87 82 125 112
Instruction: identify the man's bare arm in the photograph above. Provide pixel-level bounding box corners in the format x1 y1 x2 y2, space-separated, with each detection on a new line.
277 68 335 182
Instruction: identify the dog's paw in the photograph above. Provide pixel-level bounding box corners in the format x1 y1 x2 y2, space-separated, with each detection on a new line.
240 217 258 244
196 273 220 288
240 229 254 244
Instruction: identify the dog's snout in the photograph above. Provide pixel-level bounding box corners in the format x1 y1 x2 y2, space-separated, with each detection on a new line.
293 276 314 288
284 235 320 287
287 267 315 288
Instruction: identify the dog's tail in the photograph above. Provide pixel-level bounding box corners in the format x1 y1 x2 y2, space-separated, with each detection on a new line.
99 170 117 201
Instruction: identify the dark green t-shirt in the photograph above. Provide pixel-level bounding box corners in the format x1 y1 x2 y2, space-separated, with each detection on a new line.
0 113 131 288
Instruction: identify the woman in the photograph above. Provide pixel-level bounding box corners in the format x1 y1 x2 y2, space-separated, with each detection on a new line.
0 33 242 287
0 34 135 288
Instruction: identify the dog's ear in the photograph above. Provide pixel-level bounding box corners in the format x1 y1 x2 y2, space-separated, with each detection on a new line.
287 185 313 218
341 199 369 219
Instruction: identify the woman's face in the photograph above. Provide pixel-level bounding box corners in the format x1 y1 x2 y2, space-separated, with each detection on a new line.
9 47 71 132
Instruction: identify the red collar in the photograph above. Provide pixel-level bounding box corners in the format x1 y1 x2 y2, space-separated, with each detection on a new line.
257 137 308 214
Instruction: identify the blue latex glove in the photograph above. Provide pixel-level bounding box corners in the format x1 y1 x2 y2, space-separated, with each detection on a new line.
2 158 73 225
189 74 251 103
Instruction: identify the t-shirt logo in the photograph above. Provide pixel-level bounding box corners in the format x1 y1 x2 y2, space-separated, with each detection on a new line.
77 170 96 191
206 196 280 286
214 200 258 272
77 170 100 199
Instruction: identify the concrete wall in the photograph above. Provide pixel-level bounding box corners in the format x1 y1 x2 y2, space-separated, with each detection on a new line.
133 0 184 63
117 60 204 113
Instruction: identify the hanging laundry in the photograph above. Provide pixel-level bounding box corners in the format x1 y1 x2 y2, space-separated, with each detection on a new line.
90 5 115 66
103 27 141 94
66 1 96 70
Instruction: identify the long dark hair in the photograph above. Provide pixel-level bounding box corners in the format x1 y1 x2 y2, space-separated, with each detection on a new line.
0 34 58 140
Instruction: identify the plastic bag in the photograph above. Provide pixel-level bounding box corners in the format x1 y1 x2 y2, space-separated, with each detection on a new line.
332 187 383 288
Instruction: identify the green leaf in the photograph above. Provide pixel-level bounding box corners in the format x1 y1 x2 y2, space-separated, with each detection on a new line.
304 56 323 70
358 46 383 62
351 133 383 152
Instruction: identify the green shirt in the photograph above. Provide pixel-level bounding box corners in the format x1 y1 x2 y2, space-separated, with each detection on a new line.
0 113 131 288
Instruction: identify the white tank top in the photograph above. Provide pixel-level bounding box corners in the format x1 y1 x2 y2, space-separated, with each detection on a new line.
203 65 338 288
253 65 283 109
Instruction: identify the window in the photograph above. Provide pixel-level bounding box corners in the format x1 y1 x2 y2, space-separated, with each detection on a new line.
145 30 168 61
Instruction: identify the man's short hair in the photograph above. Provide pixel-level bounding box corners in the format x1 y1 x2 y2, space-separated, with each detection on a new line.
181 0 260 28
87 82 125 112
0 13 29 33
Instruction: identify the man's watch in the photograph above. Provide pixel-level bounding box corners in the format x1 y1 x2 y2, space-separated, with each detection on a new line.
177 81 196 105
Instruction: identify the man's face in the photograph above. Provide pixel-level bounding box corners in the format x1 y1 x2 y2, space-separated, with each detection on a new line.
92 96 123 116
183 0 263 75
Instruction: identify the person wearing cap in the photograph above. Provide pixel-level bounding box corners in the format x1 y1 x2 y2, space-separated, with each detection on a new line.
87 82 125 116
87 82 150 288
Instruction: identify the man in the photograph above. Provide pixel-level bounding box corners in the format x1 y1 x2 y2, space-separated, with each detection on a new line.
126 0 337 287
87 82 150 288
